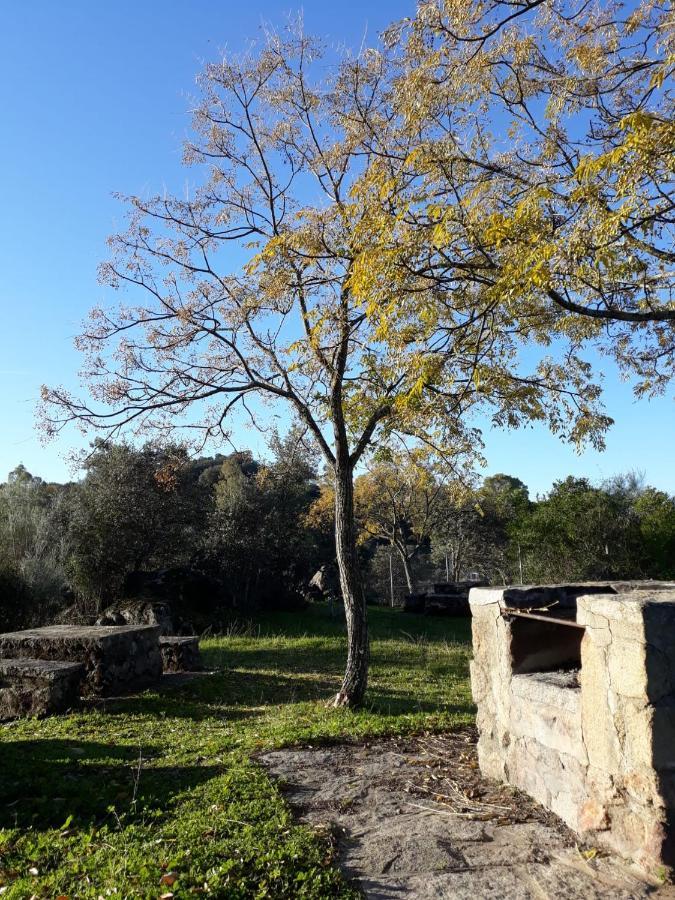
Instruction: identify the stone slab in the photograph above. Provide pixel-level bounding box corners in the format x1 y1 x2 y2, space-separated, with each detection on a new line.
159 636 201 673
0 624 162 696
511 671 580 712
260 732 662 899
0 657 83 718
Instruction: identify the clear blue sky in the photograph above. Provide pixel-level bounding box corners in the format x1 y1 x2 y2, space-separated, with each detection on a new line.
1 1 673 497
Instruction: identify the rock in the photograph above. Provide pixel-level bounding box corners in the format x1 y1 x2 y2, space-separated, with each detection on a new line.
404 581 489 616
402 593 426 614
307 565 340 601
0 658 84 719
260 732 659 899
96 600 177 635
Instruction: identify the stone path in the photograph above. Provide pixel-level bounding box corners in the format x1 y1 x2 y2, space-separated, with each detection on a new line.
261 729 674 899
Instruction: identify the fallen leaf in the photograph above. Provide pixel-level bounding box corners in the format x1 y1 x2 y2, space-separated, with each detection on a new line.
160 872 178 886
28 868 39 876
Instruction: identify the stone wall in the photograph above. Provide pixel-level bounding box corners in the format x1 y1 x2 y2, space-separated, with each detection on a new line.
0 625 162 696
0 658 84 718
470 582 675 874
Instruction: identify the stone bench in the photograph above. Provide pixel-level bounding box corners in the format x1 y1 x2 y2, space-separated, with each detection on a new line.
159 636 201 673
0 658 84 719
0 625 162 696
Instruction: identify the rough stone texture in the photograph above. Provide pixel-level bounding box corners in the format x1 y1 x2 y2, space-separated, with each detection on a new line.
159 636 201 673
470 581 675 875
0 625 162 696
0 658 84 719
260 731 667 899
96 600 175 635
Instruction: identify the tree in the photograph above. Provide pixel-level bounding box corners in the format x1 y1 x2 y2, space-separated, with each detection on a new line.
203 433 323 612
632 487 675 578
429 477 523 584
512 476 640 582
0 466 68 625
42 25 621 706
66 442 202 612
376 1 674 393
354 458 445 593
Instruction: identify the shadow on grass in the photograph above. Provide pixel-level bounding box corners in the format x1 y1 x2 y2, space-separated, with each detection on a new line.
0 739 223 831
88 659 471 722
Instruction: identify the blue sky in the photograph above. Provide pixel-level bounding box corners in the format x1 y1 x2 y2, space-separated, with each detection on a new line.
0 1 672 497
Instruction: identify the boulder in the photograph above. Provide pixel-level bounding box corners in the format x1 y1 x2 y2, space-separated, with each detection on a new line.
307 565 341 602
96 599 177 635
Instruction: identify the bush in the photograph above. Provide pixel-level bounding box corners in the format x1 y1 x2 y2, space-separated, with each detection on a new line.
0 562 33 631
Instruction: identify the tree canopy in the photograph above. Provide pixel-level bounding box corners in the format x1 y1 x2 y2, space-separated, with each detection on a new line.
40 1 673 704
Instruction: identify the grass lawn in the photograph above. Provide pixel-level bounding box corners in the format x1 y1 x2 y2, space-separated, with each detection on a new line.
0 604 473 898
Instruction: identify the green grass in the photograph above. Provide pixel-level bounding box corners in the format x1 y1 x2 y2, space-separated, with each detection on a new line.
0 604 473 898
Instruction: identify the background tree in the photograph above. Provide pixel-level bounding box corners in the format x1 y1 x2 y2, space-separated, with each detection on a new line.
512 476 641 582
429 478 521 584
0 466 68 628
42 24 622 705
354 457 446 593
65 442 202 613
202 431 323 612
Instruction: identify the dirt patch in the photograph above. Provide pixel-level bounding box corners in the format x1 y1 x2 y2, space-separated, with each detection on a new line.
261 729 674 899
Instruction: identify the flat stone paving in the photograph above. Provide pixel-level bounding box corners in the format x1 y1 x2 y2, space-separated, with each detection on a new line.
261 730 675 899
0 625 162 696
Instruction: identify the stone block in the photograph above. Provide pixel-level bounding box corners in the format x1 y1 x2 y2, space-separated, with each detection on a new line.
471 580 675 874
0 658 83 718
159 636 201 673
0 625 162 696
580 633 621 773
509 691 586 763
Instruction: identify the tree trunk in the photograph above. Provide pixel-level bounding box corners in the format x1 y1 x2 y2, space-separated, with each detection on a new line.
395 543 415 593
331 461 369 707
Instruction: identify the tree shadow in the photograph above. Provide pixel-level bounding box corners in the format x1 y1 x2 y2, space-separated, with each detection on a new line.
85 664 472 721
0 739 222 831
89 668 343 720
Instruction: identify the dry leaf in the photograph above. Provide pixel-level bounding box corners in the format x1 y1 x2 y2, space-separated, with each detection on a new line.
160 872 178 886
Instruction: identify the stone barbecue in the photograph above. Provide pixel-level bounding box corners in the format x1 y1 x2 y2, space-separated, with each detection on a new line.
470 581 675 874
0 624 162 696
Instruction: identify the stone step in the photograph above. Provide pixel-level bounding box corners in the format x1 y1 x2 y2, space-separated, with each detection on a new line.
0 657 84 719
159 636 202 673
0 625 163 696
